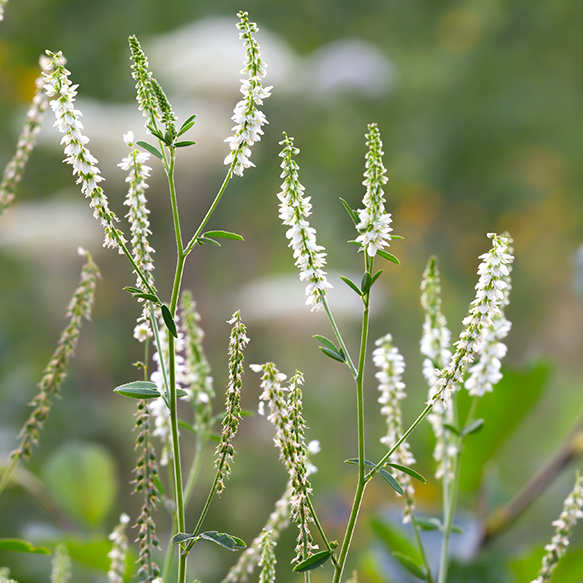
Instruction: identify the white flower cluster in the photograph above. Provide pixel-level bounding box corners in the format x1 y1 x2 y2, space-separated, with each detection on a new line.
373 334 416 523
0 70 48 217
107 514 130 583
224 11 272 177
355 123 393 257
42 51 125 251
50 544 71 583
149 313 190 465
118 131 156 342
434 233 514 405
532 473 583 583
0 0 7 21
419 257 455 480
277 133 332 312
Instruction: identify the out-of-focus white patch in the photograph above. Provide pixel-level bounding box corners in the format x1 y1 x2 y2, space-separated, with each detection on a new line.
236 271 387 321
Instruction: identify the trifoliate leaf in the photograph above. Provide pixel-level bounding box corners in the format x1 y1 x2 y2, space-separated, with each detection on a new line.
137 140 163 160
392 551 428 580
202 230 244 241
376 250 400 264
161 305 178 338
199 531 246 551
385 463 426 483
292 550 332 572
379 468 404 495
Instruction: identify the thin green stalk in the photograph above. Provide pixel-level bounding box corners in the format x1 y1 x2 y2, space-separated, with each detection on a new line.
305 494 339 567
322 297 357 379
410 515 433 583
0 456 19 497
183 432 209 506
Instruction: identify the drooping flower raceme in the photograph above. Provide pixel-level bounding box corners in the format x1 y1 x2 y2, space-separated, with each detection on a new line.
373 334 416 523
355 123 393 257
118 131 156 341
0 66 48 219
278 133 332 312
434 233 514 405
531 472 583 583
224 11 272 177
42 51 125 252
420 257 455 479
464 236 513 397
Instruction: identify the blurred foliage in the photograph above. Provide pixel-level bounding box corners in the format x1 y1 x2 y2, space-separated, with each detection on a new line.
2 0 583 582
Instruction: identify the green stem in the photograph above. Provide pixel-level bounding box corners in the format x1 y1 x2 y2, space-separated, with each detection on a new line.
305 494 339 567
410 514 433 583
183 431 209 506
0 455 20 498
322 297 357 379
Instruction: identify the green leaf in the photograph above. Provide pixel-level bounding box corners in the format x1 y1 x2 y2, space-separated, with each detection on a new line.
391 234 404 240
319 346 346 363
178 114 196 136
371 270 383 285
147 125 165 141
392 551 428 580
199 531 246 551
376 250 400 264
414 517 442 531
361 272 373 294
379 468 404 495
443 423 461 436
42 442 117 526
123 286 143 295
131 292 160 304
340 276 363 296
0 539 50 554
202 230 244 241
385 463 426 483
177 419 196 433
292 550 332 572
172 533 195 544
313 334 339 352
462 418 485 436
175 140 197 148
197 236 220 247
66 539 124 572
161 305 178 338
176 389 189 398
114 380 161 399
137 140 163 160
339 197 359 225
370 517 422 564
344 458 377 468
451 524 464 534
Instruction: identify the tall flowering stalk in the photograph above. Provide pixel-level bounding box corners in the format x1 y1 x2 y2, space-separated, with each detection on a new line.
0 67 48 219
0 249 99 496
215 311 250 494
257 529 277 583
373 334 416 523
531 473 583 583
42 51 126 252
277 133 332 312
224 11 272 177
434 233 514 405
420 257 454 480
108 514 131 583
355 123 393 257
50 544 72 583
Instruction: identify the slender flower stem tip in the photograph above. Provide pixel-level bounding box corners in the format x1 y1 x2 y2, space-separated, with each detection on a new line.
224 11 272 176
355 123 393 257
42 50 126 251
434 233 514 405
277 133 332 312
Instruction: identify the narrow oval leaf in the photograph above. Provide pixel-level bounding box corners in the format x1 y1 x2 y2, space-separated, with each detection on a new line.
340 276 363 296
339 197 359 225
176 389 190 398
0 539 51 554
116 380 159 391
199 531 246 551
178 114 196 135
178 419 196 433
385 463 427 484
390 234 404 240
371 270 383 285
175 140 197 148
319 346 346 364
292 550 332 572
197 236 221 247
313 334 339 353
114 387 161 399
123 285 143 294
451 524 464 534
202 230 244 241
379 468 404 495
132 292 161 304
161 305 178 338
462 418 485 436
147 125 165 141
443 423 461 436
344 458 377 468
172 533 196 544
361 272 373 294
392 551 428 580
414 517 442 531
137 140 163 160
376 250 400 265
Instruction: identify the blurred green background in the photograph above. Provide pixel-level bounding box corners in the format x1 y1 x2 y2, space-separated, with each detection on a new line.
2 0 583 581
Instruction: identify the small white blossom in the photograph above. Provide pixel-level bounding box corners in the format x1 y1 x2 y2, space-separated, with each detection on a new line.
531 473 583 583
107 514 130 583
434 233 514 406
355 123 393 257
224 11 272 177
277 133 332 312
373 334 416 523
